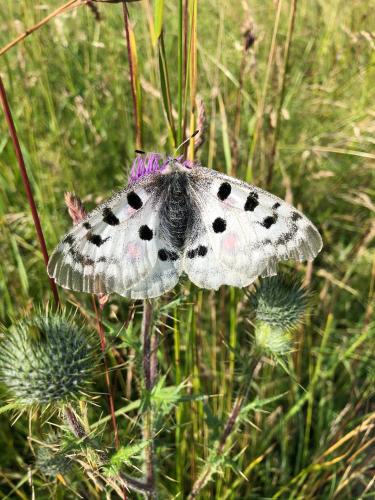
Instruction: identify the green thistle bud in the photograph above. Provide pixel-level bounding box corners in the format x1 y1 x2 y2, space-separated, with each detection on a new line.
250 276 309 355
36 435 72 479
0 308 99 406
251 277 309 331
254 321 292 355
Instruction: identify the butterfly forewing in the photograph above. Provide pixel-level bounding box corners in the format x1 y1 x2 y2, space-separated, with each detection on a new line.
183 166 322 290
48 180 170 295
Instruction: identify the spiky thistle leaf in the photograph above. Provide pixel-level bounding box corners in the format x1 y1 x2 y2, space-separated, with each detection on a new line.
36 434 73 479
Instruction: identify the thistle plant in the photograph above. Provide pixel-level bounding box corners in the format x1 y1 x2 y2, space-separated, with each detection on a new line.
0 308 99 407
250 276 309 355
190 276 310 498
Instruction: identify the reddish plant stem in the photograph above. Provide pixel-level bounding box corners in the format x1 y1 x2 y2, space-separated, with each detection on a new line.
0 76 59 306
92 296 120 449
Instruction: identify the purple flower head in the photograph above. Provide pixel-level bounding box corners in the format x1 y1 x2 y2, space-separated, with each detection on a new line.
129 153 195 184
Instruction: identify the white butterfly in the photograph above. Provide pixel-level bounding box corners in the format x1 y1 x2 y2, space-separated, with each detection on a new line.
47 155 323 299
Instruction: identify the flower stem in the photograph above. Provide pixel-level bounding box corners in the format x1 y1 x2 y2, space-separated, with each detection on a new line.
141 300 156 498
0 76 59 306
246 0 283 183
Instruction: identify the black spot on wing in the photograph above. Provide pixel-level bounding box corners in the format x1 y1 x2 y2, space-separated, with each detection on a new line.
69 247 94 266
83 222 91 230
291 212 302 221
212 218 226 233
102 207 119 226
158 249 179 261
158 249 168 261
187 249 196 259
127 191 143 210
63 234 75 245
87 233 110 247
217 182 231 201
244 192 259 211
197 245 208 256
276 224 298 245
272 202 281 210
139 225 153 241
262 215 278 229
276 232 294 245
188 245 208 258
168 251 179 261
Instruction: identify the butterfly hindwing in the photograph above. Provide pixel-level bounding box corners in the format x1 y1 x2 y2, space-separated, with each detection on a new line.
124 244 182 299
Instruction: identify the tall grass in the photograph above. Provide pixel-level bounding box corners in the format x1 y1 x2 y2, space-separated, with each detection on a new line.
0 0 374 498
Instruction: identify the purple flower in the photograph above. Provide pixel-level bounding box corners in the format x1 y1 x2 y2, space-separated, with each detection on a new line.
129 153 195 184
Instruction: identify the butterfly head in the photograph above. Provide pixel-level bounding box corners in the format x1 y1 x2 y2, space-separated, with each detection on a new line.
129 153 195 184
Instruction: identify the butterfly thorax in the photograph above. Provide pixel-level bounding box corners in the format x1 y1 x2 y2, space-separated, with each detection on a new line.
154 170 196 250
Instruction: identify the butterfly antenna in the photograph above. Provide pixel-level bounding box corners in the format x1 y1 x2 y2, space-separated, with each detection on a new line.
175 130 199 155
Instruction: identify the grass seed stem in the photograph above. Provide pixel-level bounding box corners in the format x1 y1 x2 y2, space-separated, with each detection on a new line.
0 0 80 57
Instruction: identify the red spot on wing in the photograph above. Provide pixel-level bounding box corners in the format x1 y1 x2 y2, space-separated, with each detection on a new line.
127 206 137 216
127 243 141 258
222 232 238 251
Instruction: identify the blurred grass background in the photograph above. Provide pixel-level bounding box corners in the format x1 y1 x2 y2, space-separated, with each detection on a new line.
0 0 374 498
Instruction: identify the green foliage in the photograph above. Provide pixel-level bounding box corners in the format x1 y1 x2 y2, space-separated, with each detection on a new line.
0 308 99 406
104 441 150 476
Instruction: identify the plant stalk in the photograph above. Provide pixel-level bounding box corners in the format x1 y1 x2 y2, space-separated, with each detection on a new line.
177 0 184 145
0 76 60 306
92 296 120 449
246 0 283 183
123 2 143 150
141 300 156 498
266 0 298 188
